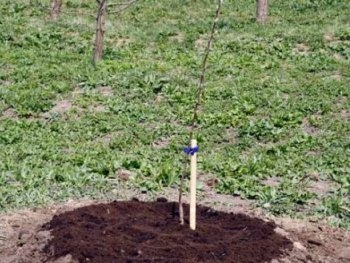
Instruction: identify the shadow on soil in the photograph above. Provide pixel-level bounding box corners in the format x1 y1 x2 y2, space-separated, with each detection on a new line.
42 199 292 263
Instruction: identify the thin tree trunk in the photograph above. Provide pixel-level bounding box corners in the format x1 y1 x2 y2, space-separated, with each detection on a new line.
178 0 223 226
256 0 268 23
93 0 107 65
50 0 62 20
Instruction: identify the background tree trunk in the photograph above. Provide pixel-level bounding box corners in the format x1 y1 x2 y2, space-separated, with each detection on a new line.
50 0 62 20
93 0 107 65
256 0 268 23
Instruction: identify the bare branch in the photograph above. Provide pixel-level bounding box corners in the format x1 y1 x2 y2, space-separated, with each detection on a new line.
46 7 95 18
188 0 223 141
107 0 138 15
178 0 223 226
107 1 137 7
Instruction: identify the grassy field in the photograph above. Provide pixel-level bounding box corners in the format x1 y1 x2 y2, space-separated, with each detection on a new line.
0 0 349 227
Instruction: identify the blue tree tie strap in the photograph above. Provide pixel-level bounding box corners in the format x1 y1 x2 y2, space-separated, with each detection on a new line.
183 145 199 156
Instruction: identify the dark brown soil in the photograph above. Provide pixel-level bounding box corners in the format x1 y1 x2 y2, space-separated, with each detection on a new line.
42 200 292 263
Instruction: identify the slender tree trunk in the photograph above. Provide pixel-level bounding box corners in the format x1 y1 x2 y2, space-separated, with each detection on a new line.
256 0 268 23
50 0 62 20
93 0 107 65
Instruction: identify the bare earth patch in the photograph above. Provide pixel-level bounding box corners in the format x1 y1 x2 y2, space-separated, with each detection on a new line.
0 191 349 263
169 32 184 43
340 110 350 119
307 178 337 198
301 117 321 137
195 35 207 50
96 86 113 97
152 137 171 149
323 32 335 43
224 127 238 144
262 177 281 188
50 100 73 114
332 96 350 119
93 131 124 144
41 100 74 119
292 43 310 56
0 107 18 120
88 104 106 113
329 72 342 81
333 53 346 62
40 96 91 120
111 37 133 47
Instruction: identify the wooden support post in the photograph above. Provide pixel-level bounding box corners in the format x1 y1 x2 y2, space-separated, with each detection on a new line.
189 139 197 230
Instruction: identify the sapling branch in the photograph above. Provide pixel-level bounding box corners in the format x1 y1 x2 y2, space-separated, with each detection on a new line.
178 0 223 226
46 8 95 18
107 0 138 8
107 0 138 15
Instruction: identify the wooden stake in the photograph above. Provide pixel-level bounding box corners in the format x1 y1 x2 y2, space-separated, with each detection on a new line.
178 0 222 227
189 139 197 230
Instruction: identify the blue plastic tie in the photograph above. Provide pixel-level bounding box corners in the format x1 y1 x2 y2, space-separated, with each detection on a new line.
183 145 199 156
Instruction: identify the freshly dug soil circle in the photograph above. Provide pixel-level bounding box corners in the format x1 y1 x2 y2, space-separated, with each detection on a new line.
42 200 292 263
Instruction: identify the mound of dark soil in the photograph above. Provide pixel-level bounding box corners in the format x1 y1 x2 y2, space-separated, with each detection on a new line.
42 200 292 263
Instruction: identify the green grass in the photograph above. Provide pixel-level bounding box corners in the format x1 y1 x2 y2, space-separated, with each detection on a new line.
0 0 349 227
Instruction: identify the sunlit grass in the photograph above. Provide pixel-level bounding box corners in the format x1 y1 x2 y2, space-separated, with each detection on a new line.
0 0 349 227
